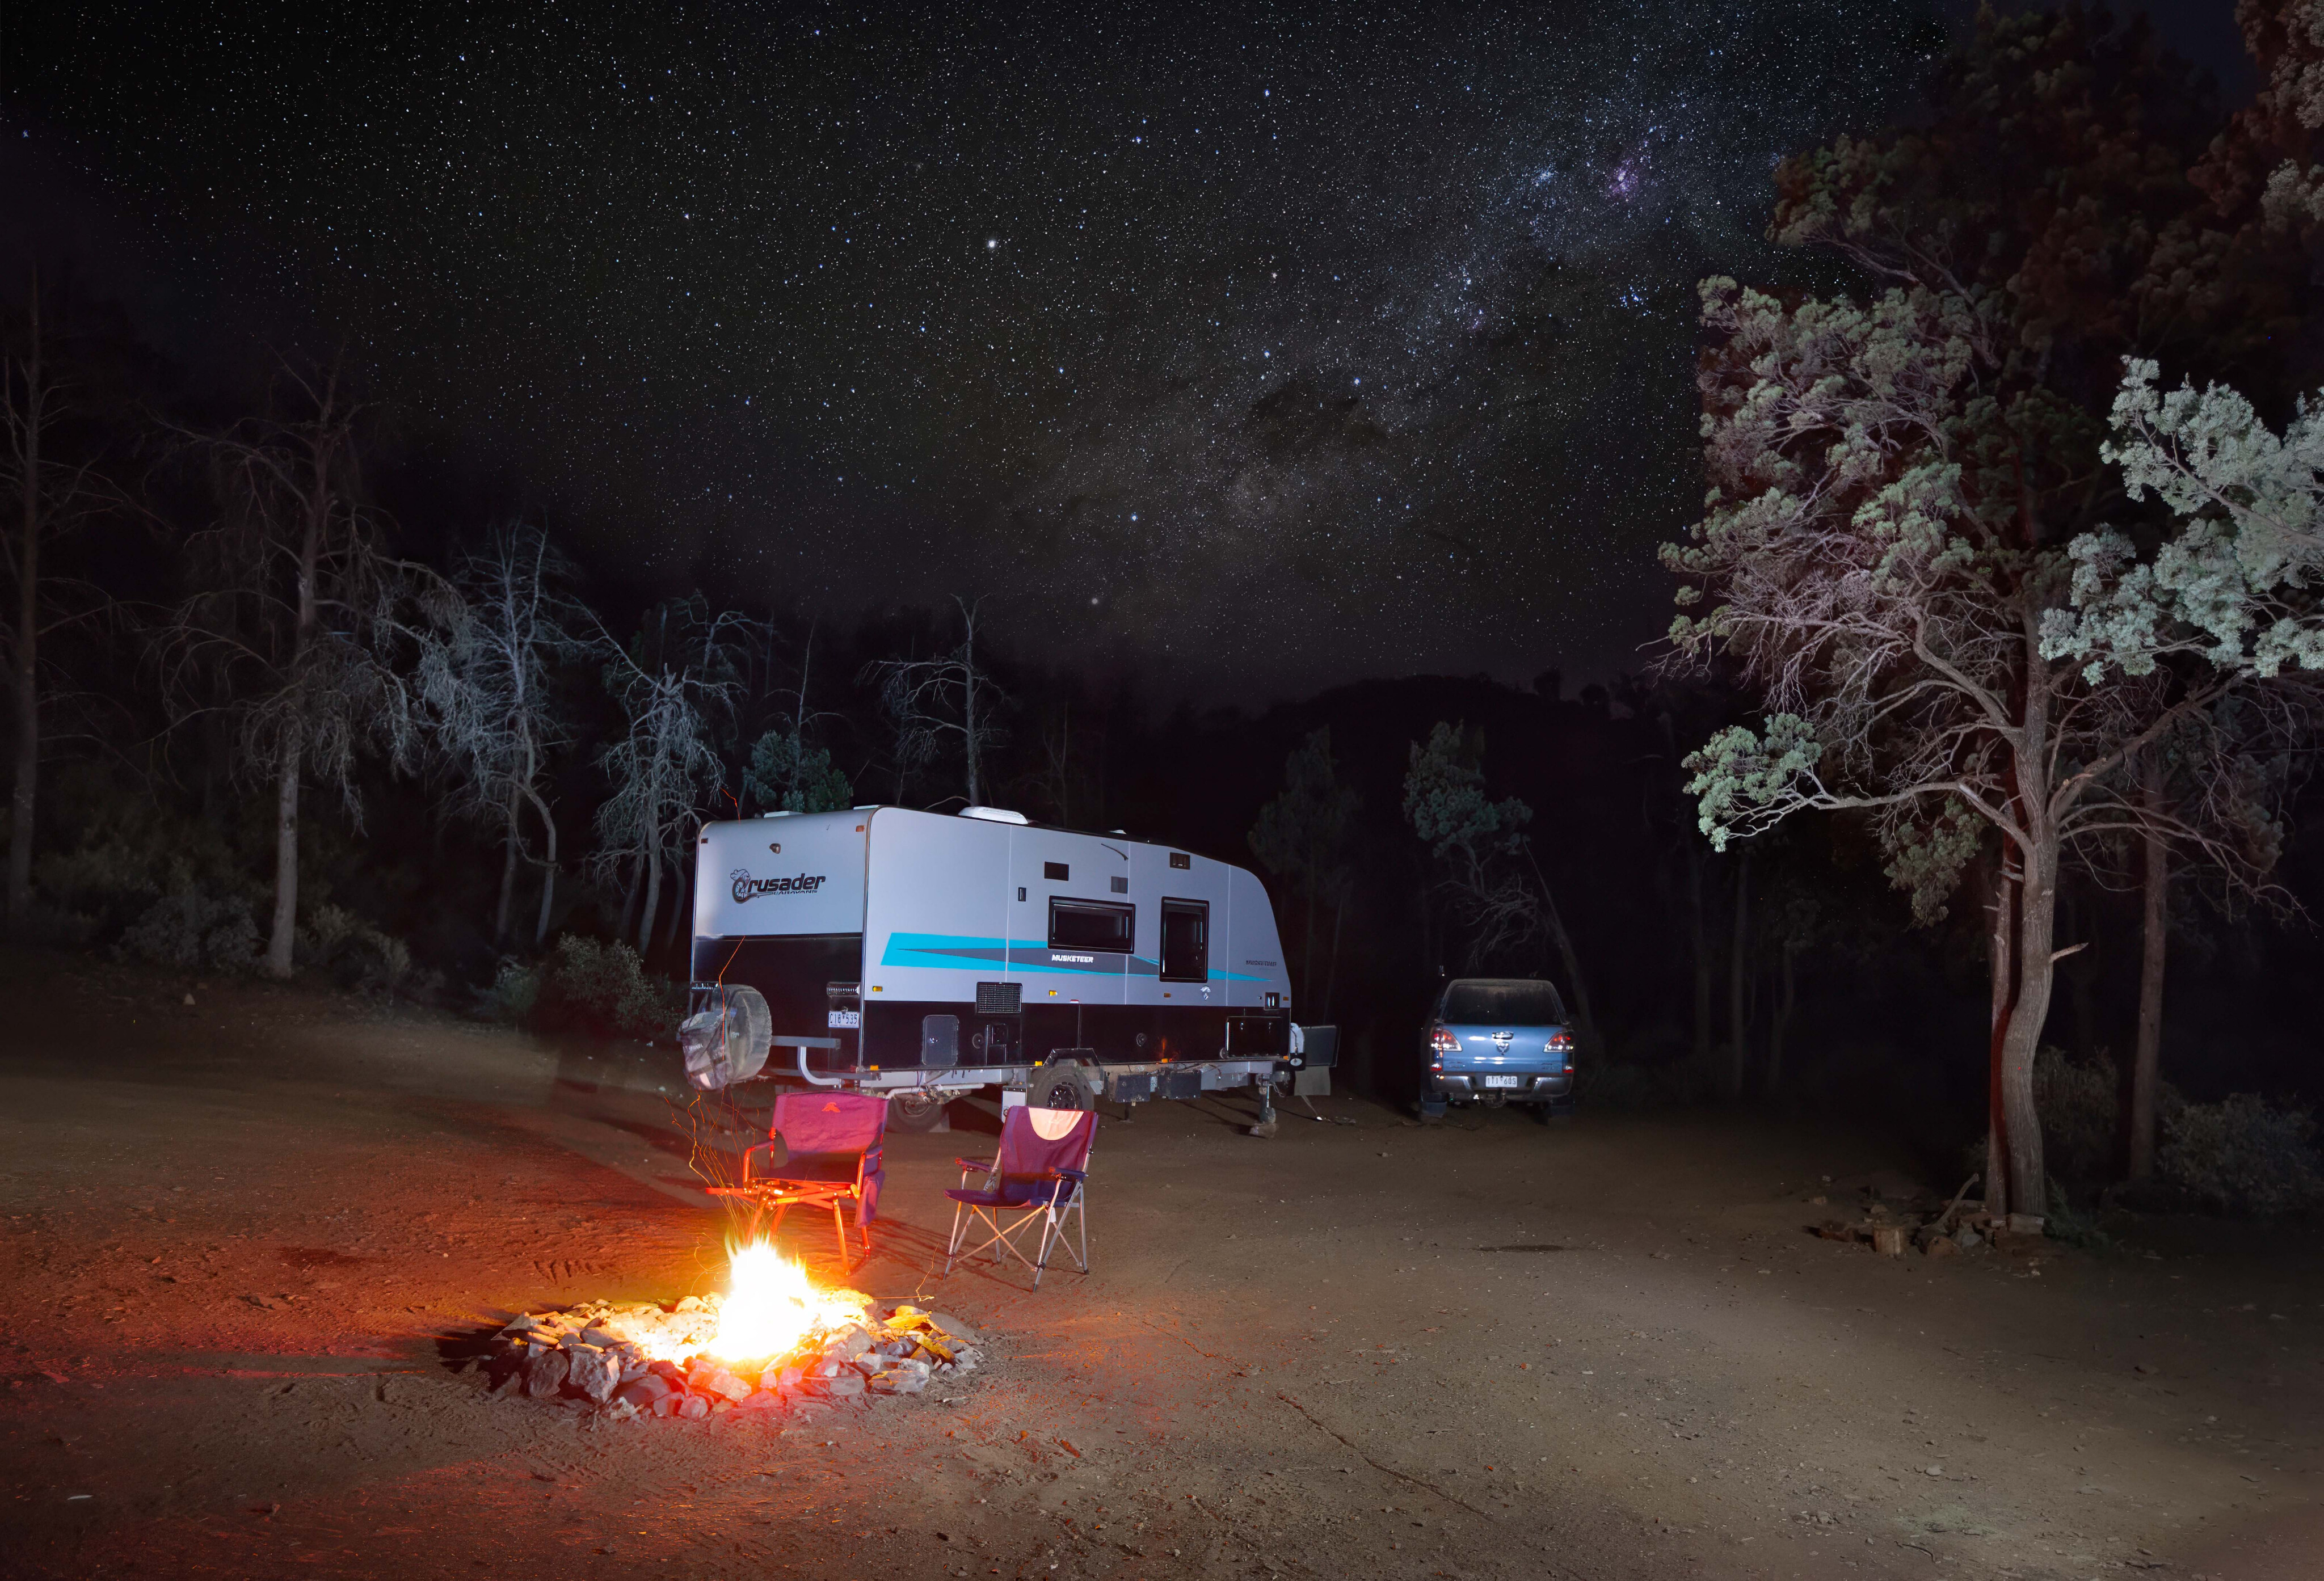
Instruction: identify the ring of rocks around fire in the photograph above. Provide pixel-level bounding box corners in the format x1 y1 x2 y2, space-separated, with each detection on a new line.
483 1296 987 1422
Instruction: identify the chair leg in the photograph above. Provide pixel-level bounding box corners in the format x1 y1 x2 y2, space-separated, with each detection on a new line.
1032 1203 1062 1289
943 1199 967 1275
831 1199 849 1274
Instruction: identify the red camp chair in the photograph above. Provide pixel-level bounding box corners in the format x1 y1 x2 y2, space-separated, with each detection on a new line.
708 1091 887 1272
942 1105 1095 1289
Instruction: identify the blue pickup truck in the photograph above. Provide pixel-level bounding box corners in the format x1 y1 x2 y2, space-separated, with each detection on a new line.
1420 977 1576 1120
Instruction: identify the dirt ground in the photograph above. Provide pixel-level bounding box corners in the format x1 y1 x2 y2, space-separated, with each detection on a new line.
2 950 2321 1581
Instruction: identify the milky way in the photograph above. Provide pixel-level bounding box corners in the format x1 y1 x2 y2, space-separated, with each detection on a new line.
16 1 1938 694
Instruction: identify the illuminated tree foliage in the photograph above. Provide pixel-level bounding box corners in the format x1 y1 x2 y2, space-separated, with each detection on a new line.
1662 7 2321 1218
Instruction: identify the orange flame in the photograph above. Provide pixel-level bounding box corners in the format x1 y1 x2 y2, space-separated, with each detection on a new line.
704 1241 870 1364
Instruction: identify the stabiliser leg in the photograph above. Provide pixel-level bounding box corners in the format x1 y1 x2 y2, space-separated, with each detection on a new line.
1248 1075 1279 1139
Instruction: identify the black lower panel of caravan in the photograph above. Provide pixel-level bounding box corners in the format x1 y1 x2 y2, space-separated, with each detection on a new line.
857 1000 1286 1072
691 934 864 1068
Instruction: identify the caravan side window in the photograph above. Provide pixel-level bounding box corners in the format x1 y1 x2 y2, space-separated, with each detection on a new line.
1160 898 1209 983
1049 897 1134 953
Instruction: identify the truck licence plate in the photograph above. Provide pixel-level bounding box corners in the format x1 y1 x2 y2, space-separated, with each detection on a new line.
1481 1074 1522 1089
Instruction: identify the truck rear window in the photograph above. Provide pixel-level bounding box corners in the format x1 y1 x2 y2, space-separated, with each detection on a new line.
1442 980 1567 1025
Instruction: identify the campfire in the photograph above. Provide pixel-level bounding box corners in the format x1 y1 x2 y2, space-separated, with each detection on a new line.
491 1240 984 1420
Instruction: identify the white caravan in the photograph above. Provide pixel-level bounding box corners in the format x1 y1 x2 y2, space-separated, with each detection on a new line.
687 805 1323 1127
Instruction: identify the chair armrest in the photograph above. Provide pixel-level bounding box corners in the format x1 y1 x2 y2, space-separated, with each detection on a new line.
738 1141 783 1181
1054 1167 1088 1183
953 1156 999 1175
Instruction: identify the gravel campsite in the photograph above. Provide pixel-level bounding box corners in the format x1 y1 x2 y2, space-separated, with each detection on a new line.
3 951 2319 1581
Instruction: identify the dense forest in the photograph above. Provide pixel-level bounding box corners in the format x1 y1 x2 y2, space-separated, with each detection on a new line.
9 3 2324 1222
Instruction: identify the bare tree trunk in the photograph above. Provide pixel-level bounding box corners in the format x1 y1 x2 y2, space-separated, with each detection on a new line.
636 825 663 957
265 744 301 977
1302 861 1317 1011
1687 843 1711 1067
494 778 521 945
263 407 334 979
527 782 559 948
961 604 980 807
2130 751 2167 1182
619 857 641 943
1998 833 2058 1224
6 281 42 934
1768 939 1796 1092
1985 851 2017 1221
1728 847 1751 1101
1323 890 1346 1021
536 859 557 946
663 853 688 950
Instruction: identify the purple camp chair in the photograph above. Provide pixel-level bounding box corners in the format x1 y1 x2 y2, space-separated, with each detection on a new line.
707 1091 887 1272
942 1106 1096 1289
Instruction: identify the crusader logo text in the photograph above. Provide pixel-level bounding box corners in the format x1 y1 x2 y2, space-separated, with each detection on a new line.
731 869 829 903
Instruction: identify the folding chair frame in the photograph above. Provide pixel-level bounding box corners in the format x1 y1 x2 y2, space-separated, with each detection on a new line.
707 1136 879 1274
942 1157 1089 1289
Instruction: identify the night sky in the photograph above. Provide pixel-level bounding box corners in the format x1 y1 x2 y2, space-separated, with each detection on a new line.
4 3 2229 695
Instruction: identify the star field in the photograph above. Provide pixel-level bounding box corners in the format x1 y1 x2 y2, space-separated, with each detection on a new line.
16 1 1938 693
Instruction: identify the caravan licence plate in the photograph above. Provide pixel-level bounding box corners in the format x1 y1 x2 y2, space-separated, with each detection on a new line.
827 1010 861 1029
1481 1074 1523 1089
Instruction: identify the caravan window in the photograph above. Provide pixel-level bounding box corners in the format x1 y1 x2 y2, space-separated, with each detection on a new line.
1049 897 1134 953
1160 898 1209 982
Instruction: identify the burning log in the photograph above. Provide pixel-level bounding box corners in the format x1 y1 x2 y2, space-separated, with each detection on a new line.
487 1242 985 1421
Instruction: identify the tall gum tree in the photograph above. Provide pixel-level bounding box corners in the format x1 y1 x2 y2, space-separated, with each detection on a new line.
865 596 1006 810
592 597 744 958
1669 5 2314 1220
0 273 118 935
1666 281 2242 1222
415 522 590 947
161 368 428 979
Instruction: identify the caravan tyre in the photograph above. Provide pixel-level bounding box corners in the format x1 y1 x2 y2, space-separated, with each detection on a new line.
888 1090 949 1133
1030 1060 1094 1113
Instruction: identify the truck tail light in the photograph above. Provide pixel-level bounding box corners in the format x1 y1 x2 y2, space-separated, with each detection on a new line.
1547 1029 1575 1055
1430 1026 1460 1058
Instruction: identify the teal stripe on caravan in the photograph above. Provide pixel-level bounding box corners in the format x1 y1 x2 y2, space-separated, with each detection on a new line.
877 931 1260 981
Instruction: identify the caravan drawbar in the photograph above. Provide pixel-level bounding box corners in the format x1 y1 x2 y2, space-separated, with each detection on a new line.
688 804 1331 1125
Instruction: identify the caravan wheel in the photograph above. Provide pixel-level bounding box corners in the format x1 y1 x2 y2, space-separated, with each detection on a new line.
887 1090 950 1133
1030 1060 1094 1113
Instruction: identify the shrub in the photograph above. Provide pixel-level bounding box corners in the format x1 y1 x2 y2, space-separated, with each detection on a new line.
2158 1093 2324 1217
32 766 251 938
2034 1047 2120 1188
527 935 679 1042
35 838 163 920
482 957 541 1025
295 904 412 993
117 889 259 972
